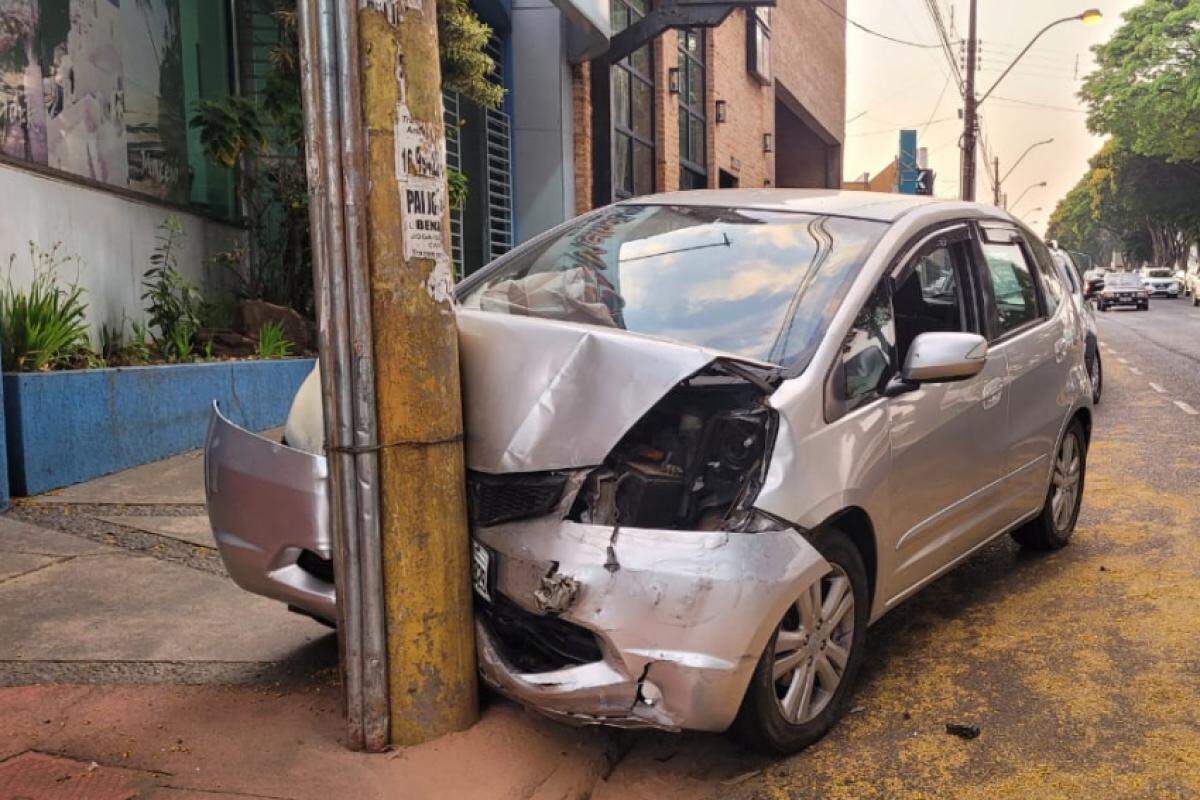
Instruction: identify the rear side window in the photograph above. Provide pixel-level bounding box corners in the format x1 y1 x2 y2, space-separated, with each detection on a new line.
981 241 1041 337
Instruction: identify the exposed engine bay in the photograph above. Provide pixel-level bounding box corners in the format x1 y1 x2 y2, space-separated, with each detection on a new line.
569 361 779 533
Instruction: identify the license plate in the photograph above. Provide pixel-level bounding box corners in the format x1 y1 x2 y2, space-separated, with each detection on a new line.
471 540 493 602
1120 294 1131 300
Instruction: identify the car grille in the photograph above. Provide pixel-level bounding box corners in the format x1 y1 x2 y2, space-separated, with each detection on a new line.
467 471 568 527
478 594 603 672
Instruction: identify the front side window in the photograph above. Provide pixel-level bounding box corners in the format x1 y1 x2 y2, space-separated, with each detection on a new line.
459 205 887 373
981 240 1041 337
1027 238 1064 314
611 0 654 199
678 29 706 189
892 235 976 369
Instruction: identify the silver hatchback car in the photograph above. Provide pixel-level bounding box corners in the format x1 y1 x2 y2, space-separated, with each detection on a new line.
205 190 1091 753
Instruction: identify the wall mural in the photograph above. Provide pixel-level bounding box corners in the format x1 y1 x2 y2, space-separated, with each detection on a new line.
0 0 187 203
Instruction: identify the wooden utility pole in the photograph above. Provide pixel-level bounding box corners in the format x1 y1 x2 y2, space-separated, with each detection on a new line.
960 0 978 201
298 0 477 750
993 156 1001 207
357 0 479 746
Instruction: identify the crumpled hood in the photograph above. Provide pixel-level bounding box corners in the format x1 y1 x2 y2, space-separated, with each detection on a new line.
285 309 755 472
459 308 725 473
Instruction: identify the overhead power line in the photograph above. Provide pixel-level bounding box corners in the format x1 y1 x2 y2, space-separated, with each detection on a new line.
813 0 942 49
991 95 1088 114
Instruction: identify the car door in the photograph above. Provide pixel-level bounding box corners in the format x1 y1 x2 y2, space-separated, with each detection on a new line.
975 225 1077 519
882 224 1013 606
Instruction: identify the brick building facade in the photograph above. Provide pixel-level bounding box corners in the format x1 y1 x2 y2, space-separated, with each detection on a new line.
572 0 846 213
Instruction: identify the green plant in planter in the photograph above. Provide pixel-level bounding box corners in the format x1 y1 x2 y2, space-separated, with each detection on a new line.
255 320 292 359
142 216 202 359
0 243 93 372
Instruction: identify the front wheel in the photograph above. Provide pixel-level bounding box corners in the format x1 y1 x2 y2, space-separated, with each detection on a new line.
731 529 869 754
1012 419 1087 551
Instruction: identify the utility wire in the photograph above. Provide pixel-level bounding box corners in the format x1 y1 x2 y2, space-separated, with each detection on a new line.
813 0 942 49
921 74 952 136
991 96 1088 113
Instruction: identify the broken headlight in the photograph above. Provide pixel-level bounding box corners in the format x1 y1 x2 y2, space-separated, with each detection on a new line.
573 363 781 532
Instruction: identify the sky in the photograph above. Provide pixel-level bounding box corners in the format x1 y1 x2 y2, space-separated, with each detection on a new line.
843 0 1140 232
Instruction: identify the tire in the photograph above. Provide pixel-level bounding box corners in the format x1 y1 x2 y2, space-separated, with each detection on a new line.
1193 295 1198 307
731 528 870 754
1089 351 1102 405
1098 303 1108 312
1012 419 1087 551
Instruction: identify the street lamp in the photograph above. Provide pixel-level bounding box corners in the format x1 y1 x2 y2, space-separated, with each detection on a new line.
1010 181 1047 214
994 138 1054 207
961 6 1101 201
978 10 1103 107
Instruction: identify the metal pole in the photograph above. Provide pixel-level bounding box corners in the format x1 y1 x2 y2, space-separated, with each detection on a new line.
960 0 978 201
298 0 390 751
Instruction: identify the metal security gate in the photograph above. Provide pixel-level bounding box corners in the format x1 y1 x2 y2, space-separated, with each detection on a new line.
442 90 466 279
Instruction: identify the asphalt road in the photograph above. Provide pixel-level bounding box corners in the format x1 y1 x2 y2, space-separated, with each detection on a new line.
727 296 1200 799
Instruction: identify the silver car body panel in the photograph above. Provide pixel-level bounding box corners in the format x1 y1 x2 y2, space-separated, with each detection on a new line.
474 519 828 731
204 405 336 622
204 190 1092 728
457 308 754 473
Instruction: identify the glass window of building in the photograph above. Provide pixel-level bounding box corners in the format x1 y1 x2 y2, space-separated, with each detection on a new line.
0 0 237 219
747 7 771 85
677 29 706 190
611 0 654 199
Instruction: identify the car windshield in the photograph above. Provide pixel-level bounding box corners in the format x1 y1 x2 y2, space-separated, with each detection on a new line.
1146 269 1172 278
1106 273 1142 289
458 205 887 372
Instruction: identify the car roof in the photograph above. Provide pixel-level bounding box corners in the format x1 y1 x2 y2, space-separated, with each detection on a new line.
619 188 1014 224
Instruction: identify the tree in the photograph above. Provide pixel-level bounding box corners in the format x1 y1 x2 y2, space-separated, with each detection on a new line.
1081 0 1200 165
1048 141 1200 268
1046 178 1117 268
1089 141 1200 267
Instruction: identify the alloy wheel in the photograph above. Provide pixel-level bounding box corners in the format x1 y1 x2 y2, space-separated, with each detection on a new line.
771 565 855 725
1051 431 1082 532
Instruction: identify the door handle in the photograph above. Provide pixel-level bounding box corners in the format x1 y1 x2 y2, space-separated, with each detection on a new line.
982 378 1004 410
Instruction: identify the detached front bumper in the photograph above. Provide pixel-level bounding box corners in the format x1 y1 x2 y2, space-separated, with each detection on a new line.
473 519 829 732
204 403 336 623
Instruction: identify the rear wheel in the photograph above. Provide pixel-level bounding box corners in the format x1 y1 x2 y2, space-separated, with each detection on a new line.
732 529 869 754
1088 350 1102 404
1012 419 1087 551
1098 302 1108 312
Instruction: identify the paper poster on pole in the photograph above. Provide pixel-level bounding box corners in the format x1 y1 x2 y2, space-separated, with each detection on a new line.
393 72 447 263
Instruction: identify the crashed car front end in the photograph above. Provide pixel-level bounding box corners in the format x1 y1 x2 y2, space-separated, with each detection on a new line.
204 310 830 733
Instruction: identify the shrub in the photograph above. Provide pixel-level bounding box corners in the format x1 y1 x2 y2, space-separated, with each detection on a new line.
0 243 92 372
255 320 292 359
142 216 202 358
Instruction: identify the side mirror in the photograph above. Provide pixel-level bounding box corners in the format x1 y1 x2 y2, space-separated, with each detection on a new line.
902 332 988 383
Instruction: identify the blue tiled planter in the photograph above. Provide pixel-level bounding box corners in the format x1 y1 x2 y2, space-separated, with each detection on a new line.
4 357 315 496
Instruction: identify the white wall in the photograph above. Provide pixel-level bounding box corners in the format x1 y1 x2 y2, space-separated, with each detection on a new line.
0 163 243 339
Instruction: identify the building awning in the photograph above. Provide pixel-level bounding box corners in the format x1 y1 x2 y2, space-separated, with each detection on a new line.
549 0 612 62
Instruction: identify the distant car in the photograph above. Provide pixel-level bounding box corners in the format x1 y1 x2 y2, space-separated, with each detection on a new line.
1097 272 1149 311
1174 269 1188 295
1051 249 1101 403
1083 268 1106 300
1186 266 1200 304
1141 268 1181 298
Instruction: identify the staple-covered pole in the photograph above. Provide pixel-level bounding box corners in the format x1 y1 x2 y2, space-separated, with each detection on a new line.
353 0 479 744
